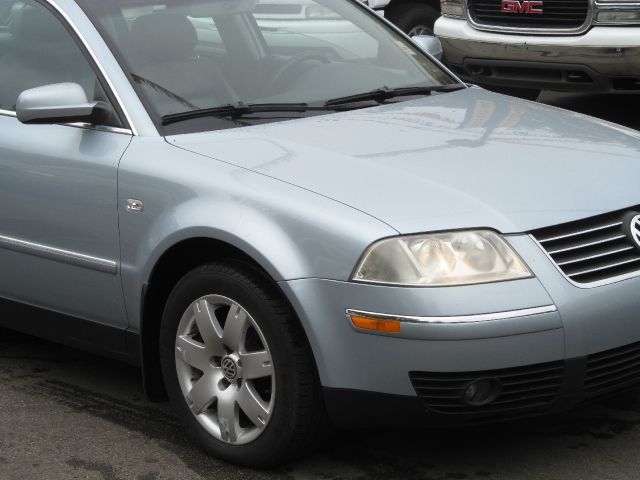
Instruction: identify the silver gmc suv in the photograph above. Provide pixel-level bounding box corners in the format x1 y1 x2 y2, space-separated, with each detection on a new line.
435 0 640 98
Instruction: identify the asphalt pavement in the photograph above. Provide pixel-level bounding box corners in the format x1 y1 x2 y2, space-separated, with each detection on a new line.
1 92 639 480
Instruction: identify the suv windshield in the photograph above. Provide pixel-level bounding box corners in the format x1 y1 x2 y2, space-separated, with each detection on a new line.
76 0 458 132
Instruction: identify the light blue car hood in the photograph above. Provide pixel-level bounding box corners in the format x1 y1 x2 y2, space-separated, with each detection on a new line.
169 87 640 234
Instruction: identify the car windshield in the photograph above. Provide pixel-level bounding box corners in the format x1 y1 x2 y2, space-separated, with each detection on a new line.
76 0 457 131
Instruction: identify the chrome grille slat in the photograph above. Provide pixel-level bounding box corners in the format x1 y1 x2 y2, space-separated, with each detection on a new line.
538 222 623 244
556 246 635 267
531 207 640 286
546 234 627 255
568 258 640 278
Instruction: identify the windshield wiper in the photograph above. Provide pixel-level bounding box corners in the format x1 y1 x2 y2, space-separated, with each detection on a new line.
324 84 466 107
132 74 200 111
161 102 330 126
161 85 467 126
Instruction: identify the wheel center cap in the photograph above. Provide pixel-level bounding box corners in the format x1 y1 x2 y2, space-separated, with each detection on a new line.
221 356 239 381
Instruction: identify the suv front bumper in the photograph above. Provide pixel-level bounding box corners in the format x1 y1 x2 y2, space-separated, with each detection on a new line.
435 17 640 92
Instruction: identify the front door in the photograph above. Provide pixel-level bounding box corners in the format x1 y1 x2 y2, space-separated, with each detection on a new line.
0 0 132 351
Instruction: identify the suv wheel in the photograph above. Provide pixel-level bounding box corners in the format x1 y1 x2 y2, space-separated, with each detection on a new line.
159 260 326 467
386 2 439 36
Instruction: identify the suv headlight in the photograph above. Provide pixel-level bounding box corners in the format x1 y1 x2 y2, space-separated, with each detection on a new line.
441 0 466 18
595 1 640 24
352 230 532 287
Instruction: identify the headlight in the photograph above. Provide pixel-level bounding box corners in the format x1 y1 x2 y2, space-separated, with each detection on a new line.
441 0 466 18
595 1 640 24
595 10 640 24
352 230 532 287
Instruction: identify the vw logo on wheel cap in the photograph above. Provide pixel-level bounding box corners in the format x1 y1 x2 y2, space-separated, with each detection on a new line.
630 214 640 250
221 357 239 381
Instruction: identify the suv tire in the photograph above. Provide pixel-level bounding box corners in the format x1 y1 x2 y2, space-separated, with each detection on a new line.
386 2 439 36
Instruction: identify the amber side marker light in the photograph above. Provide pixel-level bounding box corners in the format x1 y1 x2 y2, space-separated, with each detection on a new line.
350 315 401 333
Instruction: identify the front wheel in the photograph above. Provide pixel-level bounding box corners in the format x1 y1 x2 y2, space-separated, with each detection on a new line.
159 261 326 467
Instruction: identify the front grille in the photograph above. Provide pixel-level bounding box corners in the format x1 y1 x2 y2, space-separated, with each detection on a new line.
531 207 640 285
468 0 589 30
585 342 640 399
409 361 564 417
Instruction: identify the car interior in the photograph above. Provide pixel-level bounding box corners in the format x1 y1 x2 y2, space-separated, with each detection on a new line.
102 3 355 114
1 0 451 129
76 0 447 118
0 2 96 110
0 0 123 128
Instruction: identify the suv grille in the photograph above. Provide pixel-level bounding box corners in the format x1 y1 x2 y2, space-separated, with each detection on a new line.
532 208 640 285
409 361 564 416
468 0 589 30
585 342 640 400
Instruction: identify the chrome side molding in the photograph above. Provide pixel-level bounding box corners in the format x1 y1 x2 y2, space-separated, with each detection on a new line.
0 234 117 274
346 305 558 325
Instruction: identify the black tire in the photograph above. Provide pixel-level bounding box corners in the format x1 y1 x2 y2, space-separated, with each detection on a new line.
481 85 541 101
159 260 327 468
385 2 439 36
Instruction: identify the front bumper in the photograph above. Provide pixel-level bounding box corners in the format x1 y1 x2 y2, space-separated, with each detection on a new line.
281 234 640 426
434 17 640 92
323 346 640 428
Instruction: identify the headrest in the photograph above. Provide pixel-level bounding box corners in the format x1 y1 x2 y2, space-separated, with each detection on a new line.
189 0 258 17
130 14 197 61
10 5 69 43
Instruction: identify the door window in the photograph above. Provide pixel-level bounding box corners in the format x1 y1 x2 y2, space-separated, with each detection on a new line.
0 0 117 127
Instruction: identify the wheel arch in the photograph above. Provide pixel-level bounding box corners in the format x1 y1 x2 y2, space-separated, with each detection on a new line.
138 235 317 400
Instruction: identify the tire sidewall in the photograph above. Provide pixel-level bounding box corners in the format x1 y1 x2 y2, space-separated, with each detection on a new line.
159 263 303 466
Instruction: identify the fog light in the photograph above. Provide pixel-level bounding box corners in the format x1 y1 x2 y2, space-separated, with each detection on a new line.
463 378 502 406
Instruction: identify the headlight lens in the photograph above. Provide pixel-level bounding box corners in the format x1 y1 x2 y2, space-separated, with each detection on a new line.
441 0 466 18
595 10 640 24
353 230 532 287
595 1 640 24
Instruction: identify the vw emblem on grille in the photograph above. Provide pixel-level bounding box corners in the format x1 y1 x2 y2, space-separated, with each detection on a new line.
631 214 640 249
221 357 238 381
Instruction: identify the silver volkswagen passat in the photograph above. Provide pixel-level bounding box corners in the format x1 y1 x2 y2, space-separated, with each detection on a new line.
1 0 640 468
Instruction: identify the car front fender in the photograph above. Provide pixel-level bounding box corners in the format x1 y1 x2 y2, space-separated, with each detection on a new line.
117 137 396 330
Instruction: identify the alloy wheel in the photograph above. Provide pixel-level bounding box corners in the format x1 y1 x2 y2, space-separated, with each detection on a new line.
174 294 275 445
